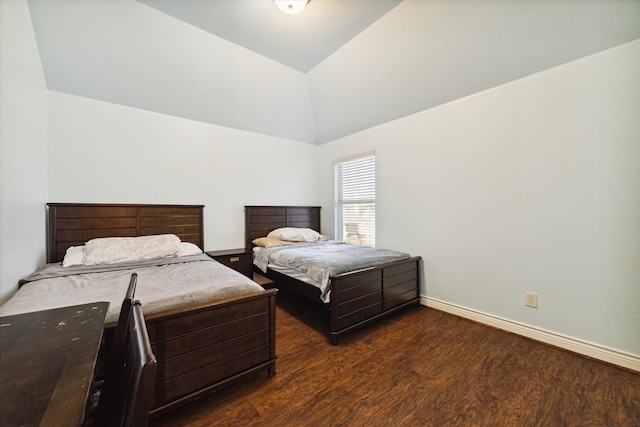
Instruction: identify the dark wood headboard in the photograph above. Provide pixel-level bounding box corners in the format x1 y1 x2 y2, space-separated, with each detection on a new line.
47 203 204 263
244 206 321 251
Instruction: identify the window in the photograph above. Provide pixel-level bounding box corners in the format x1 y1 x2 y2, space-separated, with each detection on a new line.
334 151 375 246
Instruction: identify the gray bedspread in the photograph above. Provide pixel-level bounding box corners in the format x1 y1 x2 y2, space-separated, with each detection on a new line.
0 254 265 324
253 241 410 303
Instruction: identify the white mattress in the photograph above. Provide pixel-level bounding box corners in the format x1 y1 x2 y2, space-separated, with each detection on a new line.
266 263 322 287
0 255 265 324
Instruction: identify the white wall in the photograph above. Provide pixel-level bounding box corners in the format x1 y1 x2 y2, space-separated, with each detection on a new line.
47 92 319 251
318 40 640 357
29 0 317 143
308 0 640 143
0 1 49 303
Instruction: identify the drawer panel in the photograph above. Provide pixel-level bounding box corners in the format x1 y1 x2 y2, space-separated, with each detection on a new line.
165 312 271 358
333 269 381 290
164 346 272 401
237 263 253 277
384 279 418 300
384 269 417 289
383 289 418 311
336 302 382 330
165 329 271 380
383 259 418 278
165 298 270 338
214 253 252 265
336 292 382 317
207 250 254 278
223 262 253 278
337 280 382 302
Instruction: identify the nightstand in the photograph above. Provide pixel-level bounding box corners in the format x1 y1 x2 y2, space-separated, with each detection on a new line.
206 248 253 278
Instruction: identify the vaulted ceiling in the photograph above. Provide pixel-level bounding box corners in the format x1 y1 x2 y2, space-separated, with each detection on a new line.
138 0 403 73
28 0 640 144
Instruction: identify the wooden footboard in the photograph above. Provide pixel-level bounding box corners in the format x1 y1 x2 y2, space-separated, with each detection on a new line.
329 256 421 344
102 289 277 416
256 256 420 344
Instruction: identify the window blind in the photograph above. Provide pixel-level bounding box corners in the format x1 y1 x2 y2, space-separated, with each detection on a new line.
334 152 375 246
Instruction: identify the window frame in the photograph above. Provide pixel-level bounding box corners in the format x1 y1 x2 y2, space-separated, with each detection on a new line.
333 151 376 246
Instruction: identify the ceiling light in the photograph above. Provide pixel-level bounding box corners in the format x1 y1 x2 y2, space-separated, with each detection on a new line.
274 0 309 15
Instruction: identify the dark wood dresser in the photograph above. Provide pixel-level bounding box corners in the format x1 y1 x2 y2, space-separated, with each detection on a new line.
206 248 253 278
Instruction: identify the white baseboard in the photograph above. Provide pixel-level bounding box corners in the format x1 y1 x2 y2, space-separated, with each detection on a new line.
422 296 640 373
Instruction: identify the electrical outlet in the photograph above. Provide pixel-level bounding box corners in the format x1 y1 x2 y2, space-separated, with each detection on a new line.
525 292 538 308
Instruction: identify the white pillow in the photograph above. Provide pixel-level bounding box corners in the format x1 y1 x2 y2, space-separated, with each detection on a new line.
267 227 321 242
84 234 181 265
62 245 85 267
177 242 202 257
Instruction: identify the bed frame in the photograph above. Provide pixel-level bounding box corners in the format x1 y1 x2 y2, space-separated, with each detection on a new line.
47 203 277 416
245 205 421 345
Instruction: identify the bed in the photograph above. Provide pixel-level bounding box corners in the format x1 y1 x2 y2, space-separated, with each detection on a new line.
0 203 277 417
245 205 421 344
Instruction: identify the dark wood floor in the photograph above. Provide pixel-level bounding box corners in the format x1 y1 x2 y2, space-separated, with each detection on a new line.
150 289 640 426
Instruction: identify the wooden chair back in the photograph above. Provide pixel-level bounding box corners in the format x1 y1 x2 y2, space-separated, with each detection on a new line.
111 301 157 426
94 299 156 427
110 273 138 369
